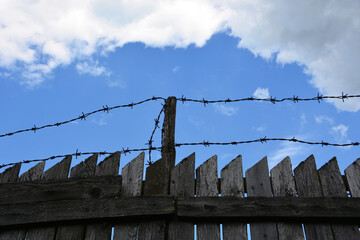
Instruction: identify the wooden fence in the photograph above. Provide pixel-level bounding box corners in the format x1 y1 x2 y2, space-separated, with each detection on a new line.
0 152 359 240
0 96 359 240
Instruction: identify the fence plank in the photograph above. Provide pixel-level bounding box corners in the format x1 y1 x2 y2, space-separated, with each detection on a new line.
26 156 72 240
55 154 98 240
246 157 277 240
196 155 220 240
270 157 305 240
293 155 333 240
19 162 45 182
345 158 360 197
0 163 23 240
84 152 120 240
221 155 247 240
138 158 168 240
318 157 360 240
168 153 195 240
114 152 145 240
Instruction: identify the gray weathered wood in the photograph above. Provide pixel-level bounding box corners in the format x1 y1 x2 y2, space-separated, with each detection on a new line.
0 176 122 205
114 152 145 240
294 155 333 240
345 158 360 197
270 157 305 240
246 157 277 240
19 162 45 182
0 196 175 227
221 155 247 240
85 152 120 240
1 195 359 227
196 155 220 240
176 196 360 220
168 153 195 240
26 156 72 240
56 154 98 240
0 163 24 240
138 157 168 240
161 96 177 194
70 153 98 178
318 157 360 240
0 163 21 183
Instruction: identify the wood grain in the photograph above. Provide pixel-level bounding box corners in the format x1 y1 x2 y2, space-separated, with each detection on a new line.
196 155 220 240
56 154 98 240
85 152 120 240
270 157 304 240
221 155 247 240
246 157 277 240
345 158 360 197
318 157 360 240
114 152 145 240
0 163 24 240
168 153 195 240
294 155 334 240
27 156 72 240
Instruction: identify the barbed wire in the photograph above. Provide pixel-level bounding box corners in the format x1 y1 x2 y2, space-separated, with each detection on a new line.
0 96 166 139
177 93 360 105
1 137 358 170
146 104 165 165
1 93 359 140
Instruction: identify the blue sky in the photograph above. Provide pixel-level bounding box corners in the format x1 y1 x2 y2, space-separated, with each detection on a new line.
0 0 359 176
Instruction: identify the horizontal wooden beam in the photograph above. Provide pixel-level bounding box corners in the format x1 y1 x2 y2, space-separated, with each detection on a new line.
0 196 359 228
0 176 122 205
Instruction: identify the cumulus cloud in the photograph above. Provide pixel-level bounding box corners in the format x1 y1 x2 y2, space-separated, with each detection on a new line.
269 141 307 168
214 104 238 116
253 87 270 99
0 0 359 111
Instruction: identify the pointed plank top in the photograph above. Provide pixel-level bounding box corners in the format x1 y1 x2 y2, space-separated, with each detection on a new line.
20 162 45 182
70 154 98 178
43 156 71 180
96 152 120 176
0 163 21 183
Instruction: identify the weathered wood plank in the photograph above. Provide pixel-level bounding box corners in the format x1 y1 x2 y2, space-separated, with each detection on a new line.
0 163 23 240
221 155 247 240
294 155 333 240
318 158 360 240
85 152 120 240
246 157 277 240
0 163 21 183
56 154 99 240
270 157 305 240
26 156 72 240
70 153 98 178
138 157 168 240
19 162 45 182
168 153 195 240
176 197 360 220
196 155 220 240
0 196 175 227
114 152 145 240
0 176 122 205
161 96 177 194
1 196 359 227
345 158 360 197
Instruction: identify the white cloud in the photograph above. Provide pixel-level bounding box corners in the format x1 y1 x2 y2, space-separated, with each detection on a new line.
107 80 126 88
331 124 349 142
214 103 238 116
253 87 270 99
76 60 111 77
300 113 307 128
269 142 307 169
92 114 110 126
0 0 359 111
255 126 266 132
314 115 334 125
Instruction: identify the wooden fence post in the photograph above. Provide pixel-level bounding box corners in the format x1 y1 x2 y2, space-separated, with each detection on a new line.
161 96 177 193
